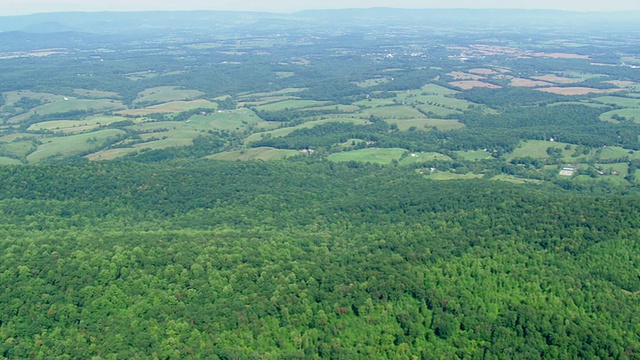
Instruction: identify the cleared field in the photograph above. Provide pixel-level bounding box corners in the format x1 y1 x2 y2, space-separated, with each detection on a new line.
0 156 22 165
238 88 306 99
328 148 407 164
353 78 391 87
600 108 640 123
206 147 300 161
0 140 37 158
72 89 121 99
133 86 204 104
449 81 501 90
85 147 139 161
26 129 126 163
27 115 132 133
596 146 638 160
399 152 452 165
469 68 498 75
9 98 125 123
490 174 543 184
592 96 640 108
243 118 369 144
531 75 582 84
187 109 276 131
361 105 426 119
304 105 360 113
253 99 331 112
386 118 464 131
536 87 622 96
595 163 629 177
454 150 493 161
510 78 553 87
447 72 484 80
3 90 63 105
353 97 398 107
506 140 574 161
604 80 636 87
420 84 459 95
424 172 483 180
116 100 218 116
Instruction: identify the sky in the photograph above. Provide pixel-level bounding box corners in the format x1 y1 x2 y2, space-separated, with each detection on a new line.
2 0 640 16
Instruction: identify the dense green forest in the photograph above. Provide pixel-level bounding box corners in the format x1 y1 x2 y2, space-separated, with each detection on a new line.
1 159 640 358
2 8 640 359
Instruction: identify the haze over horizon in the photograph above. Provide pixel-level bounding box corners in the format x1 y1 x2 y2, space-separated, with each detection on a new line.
2 0 640 16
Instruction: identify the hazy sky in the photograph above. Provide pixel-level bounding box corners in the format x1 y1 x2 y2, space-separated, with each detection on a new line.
3 0 640 16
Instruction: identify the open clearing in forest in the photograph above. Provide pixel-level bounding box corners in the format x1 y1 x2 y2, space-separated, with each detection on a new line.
206 147 300 161
353 78 391 87
27 115 133 133
386 118 464 131
600 108 640 123
536 87 622 96
399 152 452 165
26 129 126 163
531 75 582 84
253 99 331 112
243 117 369 144
0 140 36 159
490 174 544 184
424 171 483 180
133 86 204 105
328 148 407 164
72 89 121 99
506 140 575 161
596 146 639 161
454 150 493 161
449 81 501 90
447 72 485 80
0 156 21 165
8 98 125 123
592 96 640 108
116 100 218 116
510 78 553 87
361 105 426 119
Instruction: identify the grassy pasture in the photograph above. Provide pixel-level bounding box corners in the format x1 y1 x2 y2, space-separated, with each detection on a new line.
238 88 306 99
0 156 22 165
596 146 638 161
8 98 125 124
85 148 139 161
592 96 640 108
117 100 218 116
206 147 300 161
399 152 452 165
243 118 370 144
415 104 463 117
506 140 574 161
328 148 407 164
0 140 36 159
595 163 629 177
424 172 483 180
3 90 62 105
253 99 331 112
188 109 276 131
386 118 464 131
489 174 543 184
454 150 493 161
599 108 640 123
72 89 121 99
133 86 204 104
361 105 426 119
353 78 391 87
353 97 398 107
26 129 126 163
27 115 132 133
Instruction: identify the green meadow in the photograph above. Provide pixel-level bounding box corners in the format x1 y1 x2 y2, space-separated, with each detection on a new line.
328 148 407 164
206 147 300 161
26 129 126 163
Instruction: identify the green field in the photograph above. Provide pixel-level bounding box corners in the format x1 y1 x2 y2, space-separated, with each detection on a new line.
600 108 640 123
423 171 483 180
206 147 300 161
27 115 133 133
506 140 575 161
489 174 544 184
399 152 452 165
8 99 125 124
3 90 63 105
133 86 204 104
244 118 369 144
117 100 218 116
0 156 22 165
386 118 464 131
187 109 276 131
353 78 391 87
0 139 37 159
253 99 331 112
596 146 638 161
26 129 126 163
72 89 121 99
455 150 493 161
328 148 407 164
592 96 640 108
361 105 426 119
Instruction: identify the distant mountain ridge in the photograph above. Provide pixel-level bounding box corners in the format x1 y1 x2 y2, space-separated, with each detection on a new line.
1 8 639 34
